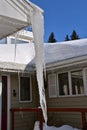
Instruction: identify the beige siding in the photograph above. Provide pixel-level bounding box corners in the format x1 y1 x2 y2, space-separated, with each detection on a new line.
46 96 87 128
46 64 87 129
47 112 82 128
10 73 40 130
11 73 39 108
14 112 38 130
47 96 87 108
9 62 87 129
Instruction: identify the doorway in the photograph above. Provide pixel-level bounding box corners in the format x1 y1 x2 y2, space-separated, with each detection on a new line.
1 76 8 130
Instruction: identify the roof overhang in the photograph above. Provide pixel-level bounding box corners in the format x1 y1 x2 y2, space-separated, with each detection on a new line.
0 15 29 39
46 55 87 71
0 0 43 39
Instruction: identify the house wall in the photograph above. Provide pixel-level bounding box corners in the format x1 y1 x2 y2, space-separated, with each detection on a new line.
9 62 87 129
46 63 87 129
10 73 40 130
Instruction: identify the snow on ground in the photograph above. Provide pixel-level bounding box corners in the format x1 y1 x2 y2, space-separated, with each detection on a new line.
34 121 80 130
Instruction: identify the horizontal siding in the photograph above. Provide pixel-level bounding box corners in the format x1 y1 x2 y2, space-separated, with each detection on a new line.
14 113 38 130
48 112 82 129
47 96 87 108
47 96 86 129
46 64 87 129
10 73 40 130
11 73 39 108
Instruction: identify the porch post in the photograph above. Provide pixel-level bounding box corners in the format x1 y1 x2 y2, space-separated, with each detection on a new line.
39 108 43 130
82 112 86 130
0 76 2 130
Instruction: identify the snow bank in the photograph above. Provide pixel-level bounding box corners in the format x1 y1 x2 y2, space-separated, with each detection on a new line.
34 121 80 130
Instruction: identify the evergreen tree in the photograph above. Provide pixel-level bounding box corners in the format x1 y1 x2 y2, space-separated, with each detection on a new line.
48 32 57 43
65 34 70 41
70 30 79 40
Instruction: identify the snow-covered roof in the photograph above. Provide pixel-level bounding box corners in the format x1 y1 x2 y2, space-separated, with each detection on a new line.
0 43 35 72
0 38 87 72
45 38 87 64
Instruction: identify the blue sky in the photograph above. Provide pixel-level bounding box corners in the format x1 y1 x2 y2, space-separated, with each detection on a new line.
30 0 87 42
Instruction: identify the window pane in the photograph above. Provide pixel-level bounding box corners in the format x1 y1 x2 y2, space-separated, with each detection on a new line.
71 70 84 95
58 73 69 96
20 77 31 101
11 38 29 44
0 38 7 44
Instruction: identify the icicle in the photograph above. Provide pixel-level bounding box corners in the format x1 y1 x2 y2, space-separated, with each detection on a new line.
31 9 47 123
14 31 20 61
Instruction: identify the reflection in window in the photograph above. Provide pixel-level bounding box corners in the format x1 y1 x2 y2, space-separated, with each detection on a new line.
11 38 29 44
58 73 69 96
20 77 31 101
71 70 84 95
0 38 7 44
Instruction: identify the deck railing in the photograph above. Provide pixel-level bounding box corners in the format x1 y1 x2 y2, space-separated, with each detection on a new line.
10 107 87 130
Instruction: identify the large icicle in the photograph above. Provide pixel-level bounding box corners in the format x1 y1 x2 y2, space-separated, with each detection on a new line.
11 0 47 123
31 8 47 123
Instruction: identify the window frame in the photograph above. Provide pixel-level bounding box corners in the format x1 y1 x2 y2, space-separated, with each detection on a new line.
58 72 70 96
48 68 87 98
70 70 84 96
19 75 32 103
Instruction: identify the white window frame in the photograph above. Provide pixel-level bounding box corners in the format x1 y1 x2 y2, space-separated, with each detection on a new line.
19 75 32 103
70 69 85 96
58 71 70 97
48 68 87 98
83 68 87 95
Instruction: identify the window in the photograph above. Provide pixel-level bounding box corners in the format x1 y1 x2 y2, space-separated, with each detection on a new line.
0 38 7 44
20 76 31 102
71 70 84 95
48 69 85 97
11 38 29 44
58 72 69 96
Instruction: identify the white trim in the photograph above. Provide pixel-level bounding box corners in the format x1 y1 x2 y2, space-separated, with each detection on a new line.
0 75 2 130
57 74 59 97
49 69 86 98
83 68 87 95
19 75 32 102
68 71 72 95
46 56 87 71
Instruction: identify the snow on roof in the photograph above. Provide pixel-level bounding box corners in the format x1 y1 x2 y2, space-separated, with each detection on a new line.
0 44 35 64
0 43 35 72
45 38 87 64
0 38 87 71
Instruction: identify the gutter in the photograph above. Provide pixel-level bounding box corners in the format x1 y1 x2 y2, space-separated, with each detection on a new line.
46 55 87 71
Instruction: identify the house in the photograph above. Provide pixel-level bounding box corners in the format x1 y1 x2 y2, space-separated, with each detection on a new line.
0 0 87 130
0 37 87 130
45 39 87 129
